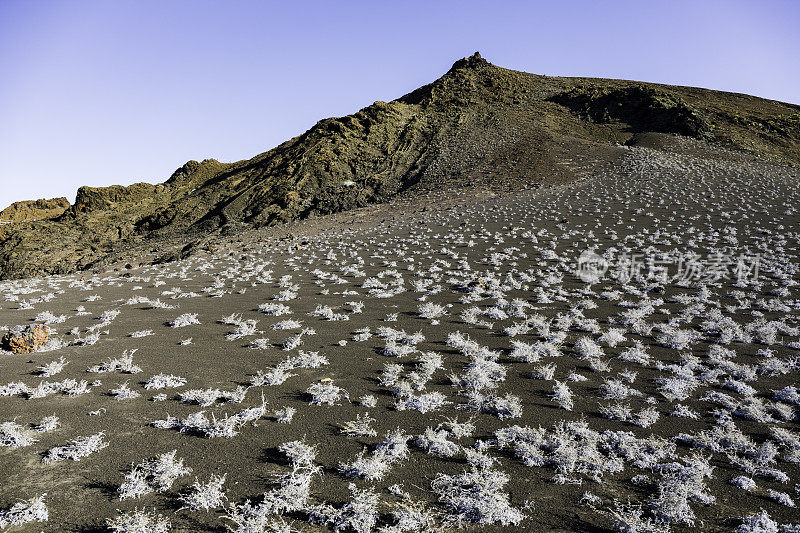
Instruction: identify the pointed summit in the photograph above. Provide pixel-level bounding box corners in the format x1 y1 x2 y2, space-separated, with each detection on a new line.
448 51 490 72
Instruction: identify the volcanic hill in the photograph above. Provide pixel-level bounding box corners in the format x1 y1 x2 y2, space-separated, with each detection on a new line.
1 52 798 279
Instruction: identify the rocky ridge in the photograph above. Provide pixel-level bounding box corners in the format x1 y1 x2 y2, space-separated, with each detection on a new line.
1 52 798 279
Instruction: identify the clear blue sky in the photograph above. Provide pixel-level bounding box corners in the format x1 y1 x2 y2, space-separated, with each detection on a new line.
1 0 798 209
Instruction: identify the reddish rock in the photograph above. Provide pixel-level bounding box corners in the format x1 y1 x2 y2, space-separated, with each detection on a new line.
2 324 50 354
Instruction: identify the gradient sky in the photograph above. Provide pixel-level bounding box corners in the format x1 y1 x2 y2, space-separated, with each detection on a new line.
1 0 798 210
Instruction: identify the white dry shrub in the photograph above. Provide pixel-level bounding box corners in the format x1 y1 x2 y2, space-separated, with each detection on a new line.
656 327 702 350
600 379 641 400
416 351 444 375
588 357 611 373
311 304 349 321
382 497 440 532
282 328 315 351
63 378 91 396
275 289 297 301
43 432 108 463
34 415 60 433
181 386 248 407
574 337 603 359
106 508 170 533
338 450 393 482
339 429 411 481
508 340 541 363
534 363 557 381
340 413 377 438
607 499 670 533
153 399 267 439
129 330 154 338
224 505 293 533
0 381 31 398
258 302 292 316
251 366 295 387
287 350 329 368
656 375 700 402
347 301 364 314
179 474 227 512
599 328 627 348
118 450 192 499
415 428 460 457
551 381 574 411
144 374 186 390
278 439 317 466
767 489 795 507
220 313 244 325
418 302 447 319
618 369 638 384
377 429 412 462
88 349 142 374
580 491 602 506
382 340 417 358
352 327 372 342
669 404 699 419
170 313 200 327
74 331 102 346
770 427 800 463
464 392 523 419
633 407 660 428
735 509 779 533
35 311 66 324
731 476 757 491
599 402 633 422
274 407 296 424
724 378 758 397
249 338 272 350
225 440 320 529
309 483 380 533
359 395 378 408
617 341 651 365
380 363 403 387
450 357 506 392
676 417 757 455
774 385 800 405
307 381 346 406
111 382 141 401
494 420 624 482
442 417 476 439
0 421 36 448
37 356 68 377
599 428 669 466
464 448 496 469
272 319 303 330
226 320 259 340
649 453 715 525
0 494 48 529
430 467 524 526
394 391 450 414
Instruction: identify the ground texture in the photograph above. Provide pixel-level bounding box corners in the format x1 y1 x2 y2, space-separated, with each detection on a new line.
1 136 799 532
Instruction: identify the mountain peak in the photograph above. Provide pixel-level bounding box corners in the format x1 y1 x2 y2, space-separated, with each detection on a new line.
448 51 489 72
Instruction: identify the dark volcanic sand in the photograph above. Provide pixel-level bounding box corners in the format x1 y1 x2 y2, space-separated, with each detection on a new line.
1 139 799 532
